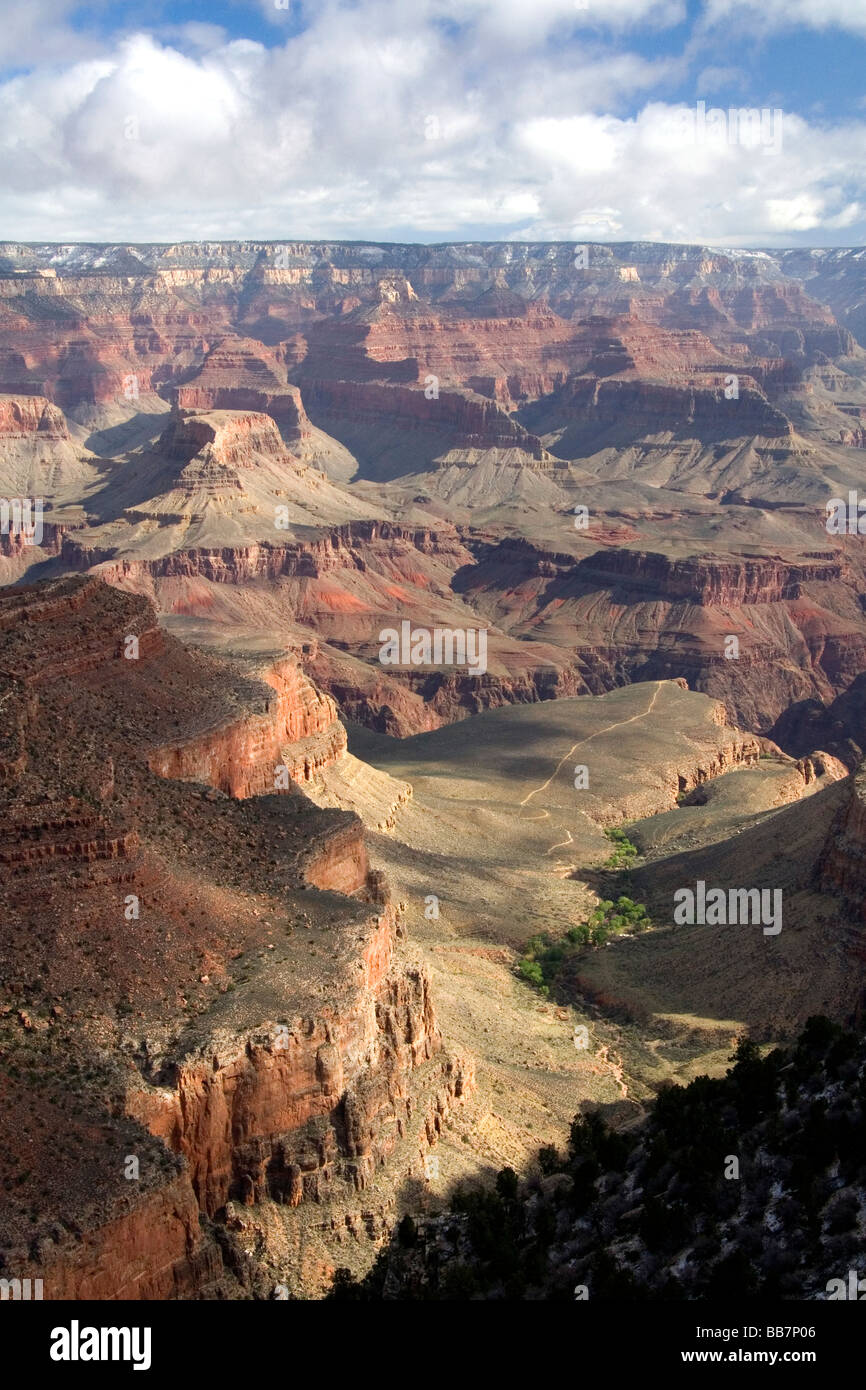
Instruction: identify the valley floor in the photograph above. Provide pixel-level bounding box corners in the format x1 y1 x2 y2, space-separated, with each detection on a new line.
316 681 855 1207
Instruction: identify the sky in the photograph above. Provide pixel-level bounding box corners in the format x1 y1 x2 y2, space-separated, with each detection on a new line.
0 0 864 247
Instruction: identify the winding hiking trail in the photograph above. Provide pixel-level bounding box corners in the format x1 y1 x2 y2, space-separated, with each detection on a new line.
518 681 665 856
545 827 574 857
512 684 667 1102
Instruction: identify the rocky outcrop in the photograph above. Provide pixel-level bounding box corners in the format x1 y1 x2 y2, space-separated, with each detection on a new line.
601 688 765 823
792 751 849 787
156 408 292 469
296 812 371 895
171 339 314 442
537 374 792 441
572 548 843 606
147 656 345 800
126 911 465 1218
769 672 866 771
0 573 166 675
818 763 866 923
0 575 472 1300
5 1171 223 1301
0 394 70 439
0 518 65 560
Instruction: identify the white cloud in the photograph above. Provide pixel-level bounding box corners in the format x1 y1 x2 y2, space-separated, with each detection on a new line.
0 0 98 67
704 0 866 35
0 0 863 245
765 194 823 231
695 65 747 95
518 117 625 175
258 0 687 39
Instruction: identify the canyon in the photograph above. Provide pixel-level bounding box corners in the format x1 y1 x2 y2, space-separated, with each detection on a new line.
0 575 470 1298
2 239 866 745
3 239 866 1300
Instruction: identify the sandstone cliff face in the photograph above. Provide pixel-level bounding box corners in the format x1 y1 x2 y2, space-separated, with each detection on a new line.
62 518 465 584
157 409 291 469
304 380 546 465
459 537 866 739
7 1173 223 1301
388 664 585 730
573 549 843 606
0 392 93 519
0 518 65 561
340 302 587 403
297 814 370 895
126 912 465 1220
0 575 471 1300
171 339 313 441
147 656 346 800
539 374 792 440
0 393 69 439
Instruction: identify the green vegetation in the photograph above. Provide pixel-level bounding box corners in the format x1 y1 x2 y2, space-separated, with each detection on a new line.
577 895 652 944
603 825 639 867
517 955 548 992
517 896 652 995
328 1016 866 1302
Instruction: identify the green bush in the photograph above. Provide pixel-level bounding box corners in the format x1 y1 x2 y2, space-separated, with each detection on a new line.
518 957 547 992
586 896 652 943
517 897 653 994
603 826 639 867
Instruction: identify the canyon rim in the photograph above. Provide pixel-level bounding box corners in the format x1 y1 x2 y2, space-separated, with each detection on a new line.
2 2 866 1368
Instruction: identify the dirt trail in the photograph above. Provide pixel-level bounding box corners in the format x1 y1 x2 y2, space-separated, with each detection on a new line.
545 828 574 856
518 681 665 855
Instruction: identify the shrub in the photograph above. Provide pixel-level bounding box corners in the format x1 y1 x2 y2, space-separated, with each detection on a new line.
518 957 547 992
517 898 653 994
603 826 639 867
496 1167 519 1201
538 1144 561 1176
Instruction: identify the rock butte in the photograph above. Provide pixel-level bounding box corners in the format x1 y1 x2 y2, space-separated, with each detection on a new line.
2 240 866 748
4 240 866 1298
0 575 469 1298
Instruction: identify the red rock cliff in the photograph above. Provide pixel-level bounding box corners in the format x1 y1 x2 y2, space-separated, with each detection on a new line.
147 656 346 800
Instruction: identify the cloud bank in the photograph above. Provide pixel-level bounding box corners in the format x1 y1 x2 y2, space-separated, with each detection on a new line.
0 0 862 245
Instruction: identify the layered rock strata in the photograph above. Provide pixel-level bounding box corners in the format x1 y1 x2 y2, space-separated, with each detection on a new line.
0 575 470 1299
